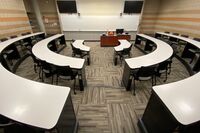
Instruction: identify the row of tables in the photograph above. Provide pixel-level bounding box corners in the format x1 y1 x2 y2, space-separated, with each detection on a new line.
1 31 200 132
131 33 200 132
0 33 89 132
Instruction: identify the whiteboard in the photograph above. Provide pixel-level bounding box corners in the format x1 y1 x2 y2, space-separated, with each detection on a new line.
60 14 140 31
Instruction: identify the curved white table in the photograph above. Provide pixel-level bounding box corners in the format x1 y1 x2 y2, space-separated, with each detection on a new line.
153 32 200 125
0 32 44 53
32 34 85 69
156 32 200 47
72 40 90 52
32 34 86 91
125 34 173 69
139 33 200 132
0 65 70 129
114 39 131 52
0 33 72 130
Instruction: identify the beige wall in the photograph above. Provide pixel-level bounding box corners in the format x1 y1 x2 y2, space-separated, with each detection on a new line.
0 0 32 39
139 0 200 38
38 0 61 34
139 0 161 34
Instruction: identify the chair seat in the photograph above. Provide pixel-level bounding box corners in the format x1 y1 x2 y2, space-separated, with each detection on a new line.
3 50 14 55
59 75 73 80
159 69 166 73
138 76 151 81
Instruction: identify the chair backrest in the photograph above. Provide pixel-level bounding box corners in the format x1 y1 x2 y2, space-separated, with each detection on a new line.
0 38 8 42
71 43 82 55
122 44 133 55
10 35 17 39
181 34 189 38
172 33 179 36
56 66 74 78
40 60 53 72
190 53 200 70
157 61 169 71
193 38 200 42
137 65 156 78
70 43 76 51
21 32 31 36
29 51 40 64
164 31 170 34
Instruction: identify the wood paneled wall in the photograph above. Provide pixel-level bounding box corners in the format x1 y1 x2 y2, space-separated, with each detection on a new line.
139 0 200 38
0 0 32 39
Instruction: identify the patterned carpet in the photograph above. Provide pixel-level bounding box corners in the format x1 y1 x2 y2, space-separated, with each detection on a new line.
15 41 189 133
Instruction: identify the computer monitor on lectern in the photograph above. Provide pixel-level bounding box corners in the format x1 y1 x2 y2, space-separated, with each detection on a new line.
116 29 124 34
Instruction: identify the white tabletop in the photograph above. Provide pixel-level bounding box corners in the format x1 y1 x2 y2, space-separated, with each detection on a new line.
114 40 131 52
32 34 85 69
125 34 173 69
72 40 90 52
0 65 70 129
156 32 200 48
0 32 71 129
0 32 44 52
153 73 200 125
153 32 200 125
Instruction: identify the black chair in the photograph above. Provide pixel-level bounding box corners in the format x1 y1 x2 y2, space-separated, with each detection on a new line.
1 38 15 66
55 66 78 94
21 32 31 36
167 53 175 75
26 47 41 75
181 34 189 38
156 60 170 82
172 33 179 36
116 44 133 64
193 37 200 42
40 61 56 84
0 116 16 133
10 35 18 39
132 65 157 95
187 38 200 62
0 38 8 42
190 53 200 71
70 43 88 58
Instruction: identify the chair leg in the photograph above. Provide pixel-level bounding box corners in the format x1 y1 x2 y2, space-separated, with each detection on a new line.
41 71 44 82
56 75 58 85
51 75 54 84
168 64 171 74
38 67 41 79
87 56 90 65
164 69 167 82
74 78 76 95
133 79 136 96
34 64 37 73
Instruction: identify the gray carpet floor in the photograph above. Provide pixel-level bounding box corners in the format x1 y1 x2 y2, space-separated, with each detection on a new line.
15 41 189 133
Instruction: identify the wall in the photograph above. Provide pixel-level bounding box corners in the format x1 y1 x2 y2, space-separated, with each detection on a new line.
38 0 61 34
138 0 161 34
0 0 32 39
60 0 142 40
139 0 200 38
23 0 40 33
